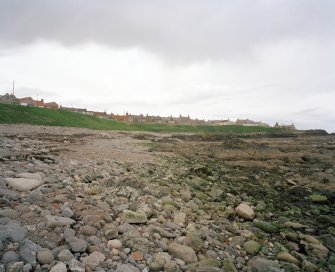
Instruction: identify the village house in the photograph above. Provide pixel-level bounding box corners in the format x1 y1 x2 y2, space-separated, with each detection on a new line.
92 111 108 118
44 102 59 109
60 106 89 114
18 97 35 106
18 97 45 107
235 118 269 127
274 122 296 130
0 93 18 104
111 112 129 121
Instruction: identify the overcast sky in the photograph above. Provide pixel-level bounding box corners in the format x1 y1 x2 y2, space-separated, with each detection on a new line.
0 1 334 132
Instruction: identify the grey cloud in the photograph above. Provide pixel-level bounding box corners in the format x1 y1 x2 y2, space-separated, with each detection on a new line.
0 0 334 61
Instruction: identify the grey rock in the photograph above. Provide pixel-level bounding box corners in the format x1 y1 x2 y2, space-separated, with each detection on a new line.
69 258 85 272
45 215 75 228
0 208 19 219
57 249 74 261
69 238 87 253
115 263 141 272
50 262 67 272
0 188 19 200
19 239 38 267
80 225 97 236
7 262 24 272
62 206 74 218
104 223 118 239
0 221 27 242
150 225 176 238
63 227 76 242
321 234 335 252
27 190 43 203
248 257 281 272
184 231 204 251
168 243 198 263
22 263 33 272
1 250 20 264
83 251 106 269
149 252 171 271
174 211 187 226
122 230 150 254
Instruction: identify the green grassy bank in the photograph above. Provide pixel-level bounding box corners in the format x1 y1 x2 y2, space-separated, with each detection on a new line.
0 104 280 133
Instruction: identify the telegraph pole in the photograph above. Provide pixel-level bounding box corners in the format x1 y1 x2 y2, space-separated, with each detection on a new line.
12 80 15 95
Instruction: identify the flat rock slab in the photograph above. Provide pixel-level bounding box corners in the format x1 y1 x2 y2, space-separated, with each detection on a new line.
5 178 44 192
45 215 75 228
16 172 43 181
122 210 148 224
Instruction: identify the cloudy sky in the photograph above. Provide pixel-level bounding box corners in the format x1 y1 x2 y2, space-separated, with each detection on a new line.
0 1 334 132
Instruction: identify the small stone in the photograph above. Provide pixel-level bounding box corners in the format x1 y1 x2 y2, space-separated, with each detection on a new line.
248 257 281 272
69 258 85 272
131 250 144 261
302 260 318 272
235 203 255 220
223 258 237 272
57 249 74 261
27 190 43 203
115 263 140 272
50 262 67 272
45 215 75 228
243 240 262 255
7 262 24 272
62 207 74 218
184 231 204 251
83 251 106 269
37 248 54 264
308 194 328 202
69 238 87 253
253 220 279 233
107 239 122 249
187 258 222 272
104 223 118 239
168 242 198 263
174 211 187 226
276 252 300 265
149 252 171 271
80 225 97 236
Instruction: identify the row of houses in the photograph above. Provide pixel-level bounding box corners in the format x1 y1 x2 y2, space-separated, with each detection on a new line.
1 92 295 129
0 93 59 109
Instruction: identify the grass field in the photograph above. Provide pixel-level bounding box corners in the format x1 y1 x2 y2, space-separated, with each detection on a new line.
0 104 281 133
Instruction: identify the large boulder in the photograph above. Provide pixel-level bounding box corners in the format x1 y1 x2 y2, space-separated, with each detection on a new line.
5 178 43 192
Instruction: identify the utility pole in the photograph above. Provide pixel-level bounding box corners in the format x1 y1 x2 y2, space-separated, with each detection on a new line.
12 80 15 95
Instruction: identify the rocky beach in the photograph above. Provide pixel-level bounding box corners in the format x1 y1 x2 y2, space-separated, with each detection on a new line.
0 124 334 272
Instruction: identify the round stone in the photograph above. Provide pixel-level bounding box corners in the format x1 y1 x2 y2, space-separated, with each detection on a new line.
107 239 123 249
37 248 54 264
